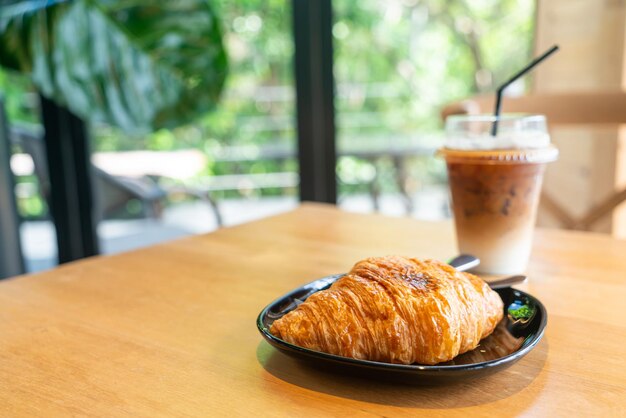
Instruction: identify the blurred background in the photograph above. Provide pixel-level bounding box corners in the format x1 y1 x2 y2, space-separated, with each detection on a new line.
1 0 625 276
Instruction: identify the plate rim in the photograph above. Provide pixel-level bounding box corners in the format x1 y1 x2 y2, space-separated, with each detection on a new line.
257 274 547 372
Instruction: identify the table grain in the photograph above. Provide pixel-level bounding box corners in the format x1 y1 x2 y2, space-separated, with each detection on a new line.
1 203 625 417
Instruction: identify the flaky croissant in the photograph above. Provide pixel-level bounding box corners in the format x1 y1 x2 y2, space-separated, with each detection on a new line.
270 256 503 365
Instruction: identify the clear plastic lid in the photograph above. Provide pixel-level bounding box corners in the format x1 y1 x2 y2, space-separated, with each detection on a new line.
445 114 550 150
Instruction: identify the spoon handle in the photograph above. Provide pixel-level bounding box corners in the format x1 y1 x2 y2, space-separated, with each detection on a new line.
448 255 527 289
488 275 527 289
448 254 480 272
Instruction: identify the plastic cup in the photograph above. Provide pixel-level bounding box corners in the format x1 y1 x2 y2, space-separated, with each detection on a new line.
439 115 558 275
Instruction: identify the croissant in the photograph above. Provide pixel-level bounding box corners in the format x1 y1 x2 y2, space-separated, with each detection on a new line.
270 256 503 365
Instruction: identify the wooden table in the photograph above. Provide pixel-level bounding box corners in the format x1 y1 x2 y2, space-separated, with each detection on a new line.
1 203 625 416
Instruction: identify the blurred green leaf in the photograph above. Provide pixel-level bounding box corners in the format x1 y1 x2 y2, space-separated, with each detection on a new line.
0 0 227 133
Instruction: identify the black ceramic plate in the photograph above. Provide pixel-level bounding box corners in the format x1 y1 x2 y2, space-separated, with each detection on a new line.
257 274 547 384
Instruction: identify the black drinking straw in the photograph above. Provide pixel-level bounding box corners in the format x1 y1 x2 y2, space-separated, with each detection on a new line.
491 44 560 136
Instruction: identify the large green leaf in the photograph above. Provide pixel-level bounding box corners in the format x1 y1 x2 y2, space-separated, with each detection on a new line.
0 0 227 133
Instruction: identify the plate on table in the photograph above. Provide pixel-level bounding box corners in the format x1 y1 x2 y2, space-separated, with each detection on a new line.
257 274 547 385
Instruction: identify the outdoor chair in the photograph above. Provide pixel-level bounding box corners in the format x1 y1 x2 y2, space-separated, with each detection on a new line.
12 127 167 222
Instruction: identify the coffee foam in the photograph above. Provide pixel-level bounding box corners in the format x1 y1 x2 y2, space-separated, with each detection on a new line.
439 145 559 164
444 130 550 150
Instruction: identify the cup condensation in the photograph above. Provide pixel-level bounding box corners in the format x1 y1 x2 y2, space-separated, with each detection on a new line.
441 115 558 275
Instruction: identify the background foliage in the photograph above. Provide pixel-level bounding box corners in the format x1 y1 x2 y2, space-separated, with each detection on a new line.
0 0 227 133
0 0 535 216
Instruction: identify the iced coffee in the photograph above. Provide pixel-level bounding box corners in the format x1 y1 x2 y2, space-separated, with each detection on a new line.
440 115 558 275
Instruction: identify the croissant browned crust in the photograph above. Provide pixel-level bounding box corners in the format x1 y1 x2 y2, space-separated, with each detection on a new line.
270 256 503 365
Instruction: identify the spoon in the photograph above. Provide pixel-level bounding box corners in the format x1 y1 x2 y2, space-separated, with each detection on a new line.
448 254 480 272
487 275 527 289
448 254 527 289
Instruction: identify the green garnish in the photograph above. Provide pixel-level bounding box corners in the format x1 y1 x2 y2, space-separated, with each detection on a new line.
508 305 534 320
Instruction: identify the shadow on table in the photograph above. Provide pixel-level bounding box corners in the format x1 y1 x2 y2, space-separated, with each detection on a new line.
257 338 548 410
